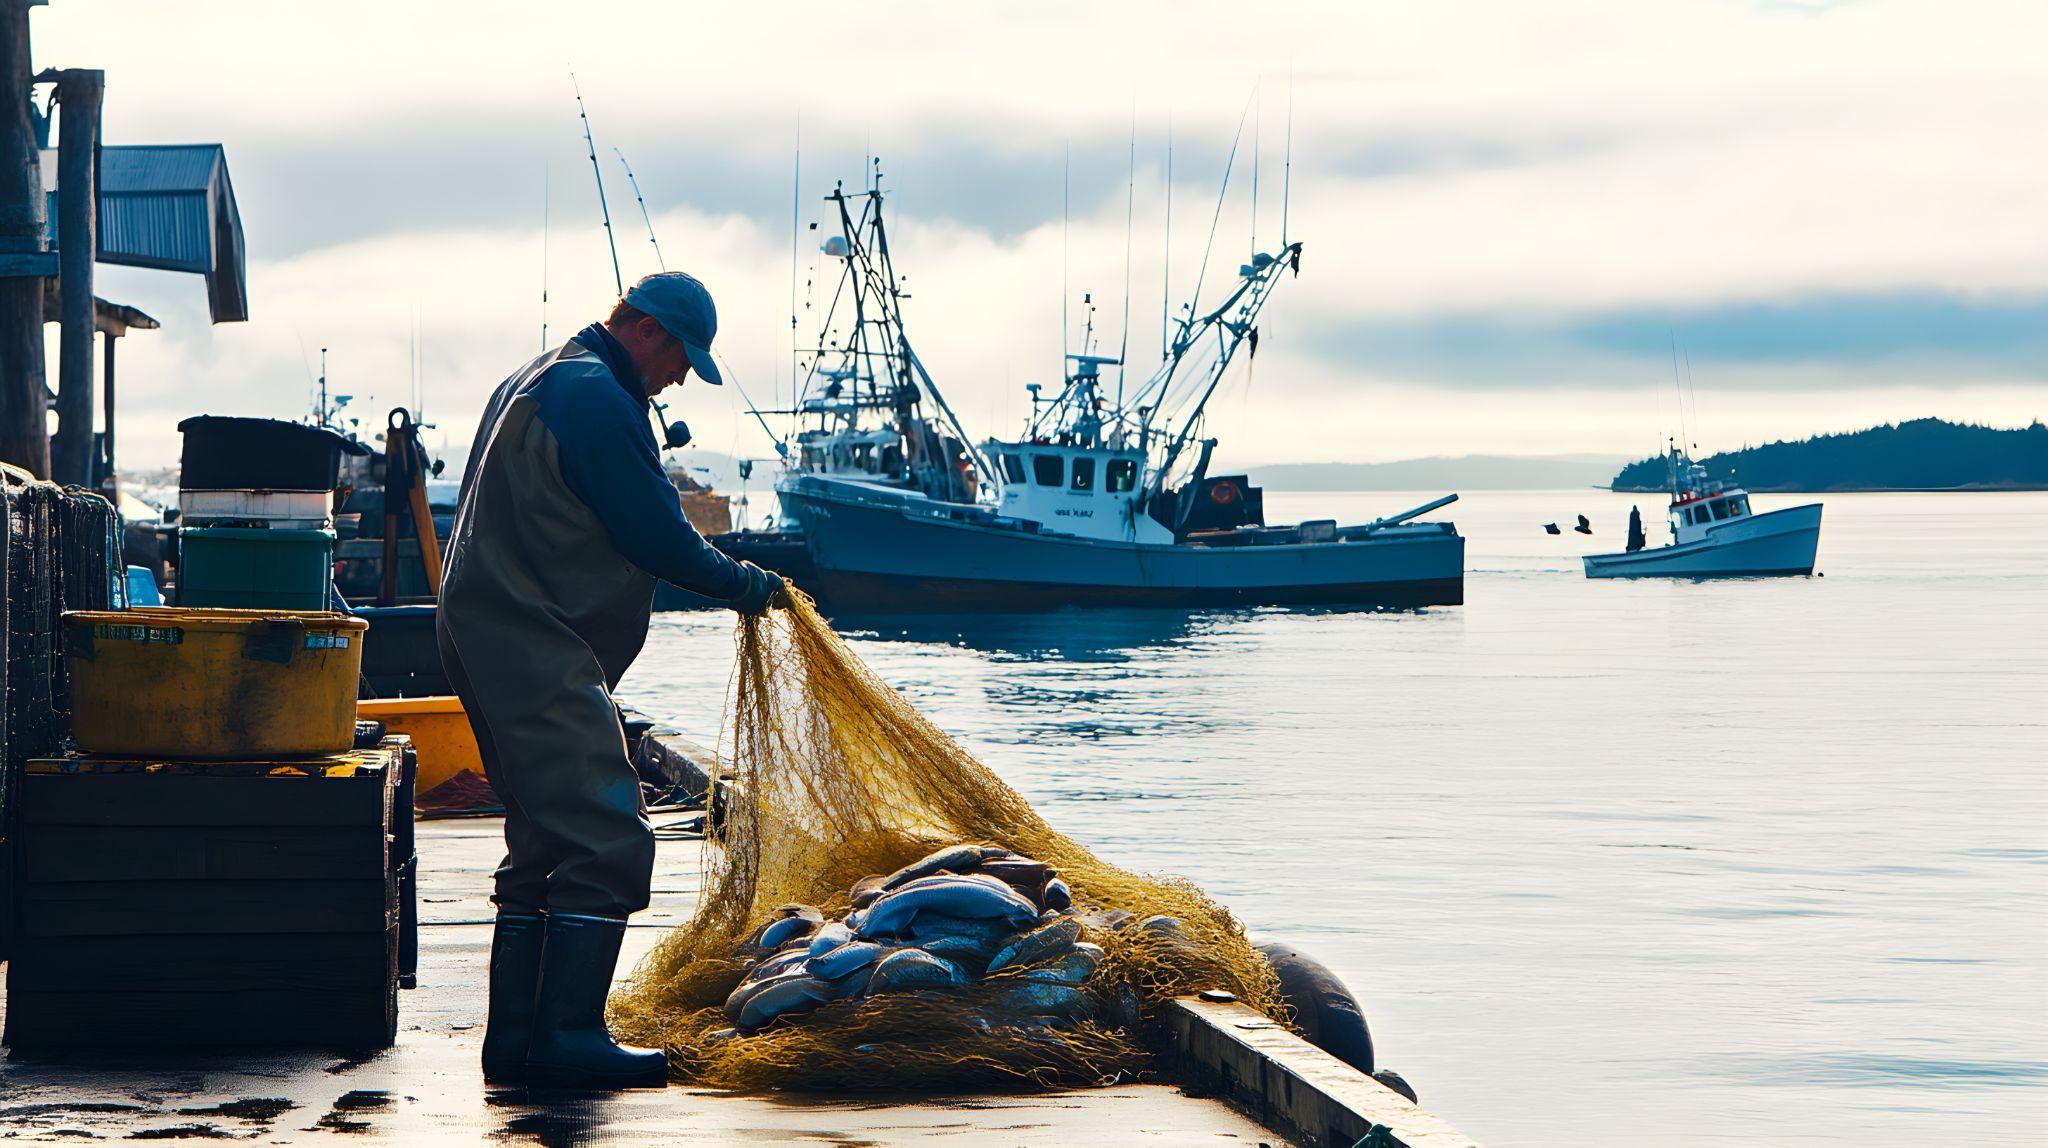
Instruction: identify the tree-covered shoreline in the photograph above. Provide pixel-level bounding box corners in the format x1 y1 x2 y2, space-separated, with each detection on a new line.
1610 418 2048 492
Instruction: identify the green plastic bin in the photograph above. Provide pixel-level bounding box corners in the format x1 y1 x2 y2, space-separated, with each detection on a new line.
177 526 336 611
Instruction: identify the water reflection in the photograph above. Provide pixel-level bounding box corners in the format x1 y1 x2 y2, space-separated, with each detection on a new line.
833 607 1218 660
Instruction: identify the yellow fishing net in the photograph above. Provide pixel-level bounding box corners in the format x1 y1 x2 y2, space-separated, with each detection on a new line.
608 590 1285 1091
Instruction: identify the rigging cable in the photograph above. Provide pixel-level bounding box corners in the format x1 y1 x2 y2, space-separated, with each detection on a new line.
1118 106 1136 410
1161 116 1173 365
1183 89 1257 356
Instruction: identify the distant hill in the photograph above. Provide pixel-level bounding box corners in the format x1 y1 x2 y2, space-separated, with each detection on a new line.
1249 454 1628 491
1610 418 2048 492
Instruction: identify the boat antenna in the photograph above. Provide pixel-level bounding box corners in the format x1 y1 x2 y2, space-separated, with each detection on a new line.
1281 69 1294 248
615 147 665 271
1117 107 1136 407
1161 116 1173 363
1061 145 1071 369
1682 344 1702 452
1667 328 1689 453
788 114 801 413
540 164 551 352
571 72 623 295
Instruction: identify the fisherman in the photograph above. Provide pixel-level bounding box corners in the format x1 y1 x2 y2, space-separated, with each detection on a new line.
437 271 784 1090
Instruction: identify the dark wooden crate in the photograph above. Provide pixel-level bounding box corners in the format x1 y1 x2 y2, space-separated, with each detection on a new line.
5 928 400 1049
3 750 401 1051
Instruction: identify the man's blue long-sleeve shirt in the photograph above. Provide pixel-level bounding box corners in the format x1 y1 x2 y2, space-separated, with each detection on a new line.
521 323 747 601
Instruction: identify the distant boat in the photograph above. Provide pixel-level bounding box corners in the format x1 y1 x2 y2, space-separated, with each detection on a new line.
1584 445 1821 579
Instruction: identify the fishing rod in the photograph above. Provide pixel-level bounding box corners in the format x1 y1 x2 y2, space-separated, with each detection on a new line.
568 80 696 455
615 147 666 271
571 72 623 295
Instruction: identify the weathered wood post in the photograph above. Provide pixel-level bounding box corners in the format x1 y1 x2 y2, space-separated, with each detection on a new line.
0 0 50 477
49 66 101 487
99 323 113 484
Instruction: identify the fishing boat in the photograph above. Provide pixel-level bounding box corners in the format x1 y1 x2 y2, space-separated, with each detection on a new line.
773 177 1464 612
1584 445 1822 578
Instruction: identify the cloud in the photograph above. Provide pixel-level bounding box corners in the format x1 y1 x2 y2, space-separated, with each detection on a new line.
29 0 2048 470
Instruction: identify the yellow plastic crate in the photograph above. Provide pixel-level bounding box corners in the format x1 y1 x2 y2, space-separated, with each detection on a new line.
64 607 367 758
356 695 483 796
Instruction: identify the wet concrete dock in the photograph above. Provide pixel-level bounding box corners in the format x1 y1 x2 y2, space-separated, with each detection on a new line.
0 816 1292 1143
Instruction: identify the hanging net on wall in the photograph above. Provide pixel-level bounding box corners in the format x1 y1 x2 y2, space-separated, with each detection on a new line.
607 590 1285 1091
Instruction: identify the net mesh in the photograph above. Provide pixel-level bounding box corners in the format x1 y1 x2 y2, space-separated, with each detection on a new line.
608 589 1285 1091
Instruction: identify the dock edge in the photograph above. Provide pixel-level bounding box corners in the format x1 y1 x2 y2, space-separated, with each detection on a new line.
1164 997 1482 1148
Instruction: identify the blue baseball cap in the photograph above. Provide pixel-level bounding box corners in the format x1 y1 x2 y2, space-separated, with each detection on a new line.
623 271 723 385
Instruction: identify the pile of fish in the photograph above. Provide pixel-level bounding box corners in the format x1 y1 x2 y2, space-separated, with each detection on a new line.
717 843 1156 1036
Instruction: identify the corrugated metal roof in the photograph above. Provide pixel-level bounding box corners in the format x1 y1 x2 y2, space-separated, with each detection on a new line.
42 143 248 323
101 145 223 195
98 192 212 271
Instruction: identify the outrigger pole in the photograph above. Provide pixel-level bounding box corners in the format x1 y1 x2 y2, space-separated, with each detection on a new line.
615 148 666 271
571 73 624 295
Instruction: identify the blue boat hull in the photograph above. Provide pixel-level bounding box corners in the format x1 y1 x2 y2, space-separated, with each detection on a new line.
1583 503 1823 579
780 480 1465 612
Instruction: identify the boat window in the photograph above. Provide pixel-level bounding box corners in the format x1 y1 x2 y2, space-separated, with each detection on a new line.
1728 495 1749 516
1000 453 1026 484
1107 458 1137 493
1710 498 1731 521
1071 457 1095 492
1032 454 1064 487
1691 506 1710 525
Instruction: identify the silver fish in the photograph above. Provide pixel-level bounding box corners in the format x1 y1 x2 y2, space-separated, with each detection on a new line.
879 844 988 891
806 921 855 957
1078 909 1135 933
903 913 1017 945
724 968 806 1023
1022 943 1102 985
977 858 1051 889
849 874 890 909
1041 877 1073 911
807 939 886 981
859 877 1040 938
867 948 964 992
757 915 818 950
736 974 836 1030
917 933 1006 967
738 948 810 986
989 980 1097 1023
985 918 1082 975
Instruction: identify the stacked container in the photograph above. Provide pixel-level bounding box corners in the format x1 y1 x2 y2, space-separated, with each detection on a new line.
174 416 366 611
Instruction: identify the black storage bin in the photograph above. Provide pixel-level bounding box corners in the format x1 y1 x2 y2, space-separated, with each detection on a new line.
5 750 403 1052
177 416 369 492
354 604 450 697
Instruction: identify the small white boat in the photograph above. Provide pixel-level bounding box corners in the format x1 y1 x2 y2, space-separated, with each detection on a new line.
1585 449 1821 579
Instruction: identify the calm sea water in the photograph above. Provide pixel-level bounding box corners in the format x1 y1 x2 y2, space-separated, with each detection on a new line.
620 490 2048 1146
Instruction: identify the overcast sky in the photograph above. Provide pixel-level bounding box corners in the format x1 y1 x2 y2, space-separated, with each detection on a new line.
34 0 2048 471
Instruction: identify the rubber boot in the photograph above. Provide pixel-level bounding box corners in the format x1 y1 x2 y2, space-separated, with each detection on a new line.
523 913 668 1090
481 911 546 1082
